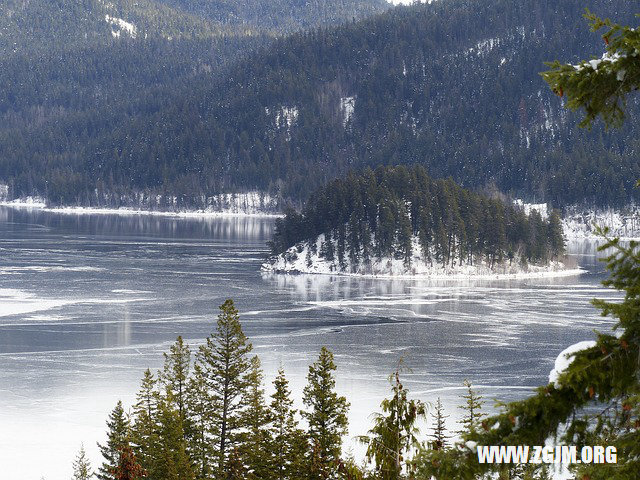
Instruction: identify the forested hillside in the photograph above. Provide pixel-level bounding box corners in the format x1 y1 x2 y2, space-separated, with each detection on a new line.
265 166 566 275
0 0 388 207
1 0 639 208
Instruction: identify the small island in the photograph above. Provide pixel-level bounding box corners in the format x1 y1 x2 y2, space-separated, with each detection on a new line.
263 165 574 278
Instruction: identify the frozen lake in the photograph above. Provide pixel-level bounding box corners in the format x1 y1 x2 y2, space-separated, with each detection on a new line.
0 206 618 479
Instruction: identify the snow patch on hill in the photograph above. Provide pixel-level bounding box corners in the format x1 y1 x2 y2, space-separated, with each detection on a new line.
105 15 137 39
262 234 580 279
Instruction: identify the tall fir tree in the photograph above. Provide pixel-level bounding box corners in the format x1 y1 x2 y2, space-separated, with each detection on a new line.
111 445 146 480
146 396 195 480
240 356 271 479
160 336 191 424
97 400 131 480
131 369 160 474
302 347 350 480
196 299 253 477
268 367 308 480
185 363 215 480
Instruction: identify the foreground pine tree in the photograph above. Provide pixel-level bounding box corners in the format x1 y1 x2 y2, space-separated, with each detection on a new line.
185 363 214 479
130 369 159 474
302 347 350 479
71 444 93 480
358 369 426 480
457 380 485 436
196 299 253 477
268 367 308 480
240 356 271 479
97 401 131 480
430 397 450 451
160 336 191 424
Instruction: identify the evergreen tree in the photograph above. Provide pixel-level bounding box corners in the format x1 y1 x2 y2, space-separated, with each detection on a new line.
146 397 195 480
268 367 307 480
160 336 191 424
195 299 253 477
240 356 271 479
302 347 350 479
547 210 565 259
185 363 215 480
457 380 485 436
430 397 450 451
130 369 160 474
358 369 426 480
72 444 93 480
97 401 131 480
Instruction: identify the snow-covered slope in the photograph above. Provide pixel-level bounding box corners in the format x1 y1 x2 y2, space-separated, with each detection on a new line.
562 206 640 240
262 234 579 279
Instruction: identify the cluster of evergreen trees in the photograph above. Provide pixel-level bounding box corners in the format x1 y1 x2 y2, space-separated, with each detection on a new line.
71 299 492 480
270 166 565 271
89 299 351 480
2 0 639 207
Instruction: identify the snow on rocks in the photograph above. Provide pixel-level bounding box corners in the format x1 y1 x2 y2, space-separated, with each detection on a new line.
548 341 597 388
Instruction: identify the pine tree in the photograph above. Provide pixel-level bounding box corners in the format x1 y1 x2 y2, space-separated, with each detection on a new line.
130 369 159 474
196 299 253 477
358 369 426 480
240 356 271 479
185 363 214 480
430 397 450 451
146 396 195 480
457 380 485 436
72 444 93 480
159 336 191 424
268 367 307 480
547 210 565 259
97 401 131 480
302 347 350 479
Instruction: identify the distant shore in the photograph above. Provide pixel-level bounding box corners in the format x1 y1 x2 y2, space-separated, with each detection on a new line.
0 199 284 218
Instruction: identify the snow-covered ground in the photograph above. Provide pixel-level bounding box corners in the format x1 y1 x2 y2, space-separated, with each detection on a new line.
263 234 581 279
0 192 282 217
562 206 640 240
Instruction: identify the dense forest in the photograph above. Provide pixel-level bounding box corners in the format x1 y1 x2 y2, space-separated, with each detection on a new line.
1 0 638 208
268 166 565 273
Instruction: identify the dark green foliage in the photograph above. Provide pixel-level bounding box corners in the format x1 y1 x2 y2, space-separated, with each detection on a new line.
196 298 253 476
270 165 565 270
159 336 191 424
97 400 131 480
302 347 350 479
542 10 640 129
240 356 271 479
267 368 308 480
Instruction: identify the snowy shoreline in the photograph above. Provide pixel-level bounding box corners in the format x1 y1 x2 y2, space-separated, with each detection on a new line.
261 266 585 280
262 233 583 279
0 197 284 218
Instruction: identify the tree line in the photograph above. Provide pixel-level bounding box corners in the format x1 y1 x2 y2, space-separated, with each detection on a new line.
270 165 565 271
69 299 491 480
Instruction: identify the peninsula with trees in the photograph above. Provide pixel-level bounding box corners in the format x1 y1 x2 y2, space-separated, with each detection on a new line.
263 166 570 277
